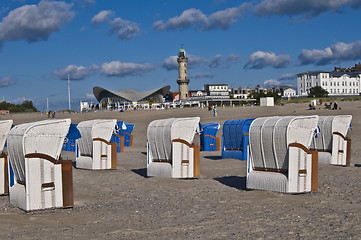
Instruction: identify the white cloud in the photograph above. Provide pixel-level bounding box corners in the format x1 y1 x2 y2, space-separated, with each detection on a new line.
0 76 16 87
91 10 140 40
209 54 223 68
83 93 95 99
209 53 241 68
162 56 178 71
279 73 296 80
244 51 291 69
11 97 29 104
91 10 113 24
298 41 361 66
264 79 281 86
153 3 251 31
0 0 75 49
191 72 215 79
110 17 141 40
53 64 99 80
101 61 155 77
254 0 361 20
226 54 241 64
188 54 208 67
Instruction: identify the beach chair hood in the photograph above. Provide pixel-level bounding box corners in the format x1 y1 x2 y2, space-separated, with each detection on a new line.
7 119 71 186
147 117 200 161
0 120 13 153
77 119 117 157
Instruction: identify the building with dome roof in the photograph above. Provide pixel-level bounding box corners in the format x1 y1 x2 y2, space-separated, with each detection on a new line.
93 85 170 108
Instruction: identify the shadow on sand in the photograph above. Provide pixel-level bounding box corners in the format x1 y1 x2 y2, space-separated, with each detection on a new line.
214 176 246 190
204 155 222 160
131 168 148 178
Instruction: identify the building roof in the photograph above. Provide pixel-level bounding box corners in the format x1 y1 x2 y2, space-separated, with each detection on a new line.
93 85 170 103
297 70 361 78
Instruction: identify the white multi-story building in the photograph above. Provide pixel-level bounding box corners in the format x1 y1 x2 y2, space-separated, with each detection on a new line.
297 64 361 96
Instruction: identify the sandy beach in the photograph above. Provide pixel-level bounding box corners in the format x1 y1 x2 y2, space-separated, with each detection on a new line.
1 101 360 239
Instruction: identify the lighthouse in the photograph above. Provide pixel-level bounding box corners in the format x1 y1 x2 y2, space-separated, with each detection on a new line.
177 45 189 100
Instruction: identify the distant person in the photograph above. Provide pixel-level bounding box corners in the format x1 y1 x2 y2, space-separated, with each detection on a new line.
213 106 217 117
208 105 212 111
333 102 338 110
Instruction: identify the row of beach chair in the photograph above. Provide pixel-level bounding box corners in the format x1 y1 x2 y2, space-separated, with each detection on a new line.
0 114 352 211
146 115 352 194
0 119 134 211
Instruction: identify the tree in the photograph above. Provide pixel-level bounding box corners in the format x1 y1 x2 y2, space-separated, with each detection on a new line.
0 100 38 112
21 100 37 112
308 86 328 98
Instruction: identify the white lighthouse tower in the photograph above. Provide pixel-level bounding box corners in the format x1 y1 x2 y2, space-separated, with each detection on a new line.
177 45 189 100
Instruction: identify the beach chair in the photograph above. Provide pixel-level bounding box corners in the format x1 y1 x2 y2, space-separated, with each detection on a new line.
200 123 220 151
7 119 73 211
62 123 81 152
247 116 319 193
310 115 352 166
147 117 200 178
118 121 134 147
0 120 13 195
110 132 124 153
76 119 117 170
221 119 255 160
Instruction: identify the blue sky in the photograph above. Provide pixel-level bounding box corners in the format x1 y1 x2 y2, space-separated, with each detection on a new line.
1 0 361 110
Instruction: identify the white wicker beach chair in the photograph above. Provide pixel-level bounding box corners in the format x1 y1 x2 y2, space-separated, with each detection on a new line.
76 119 117 170
7 119 73 211
310 115 352 166
147 117 200 178
247 116 319 193
0 120 13 195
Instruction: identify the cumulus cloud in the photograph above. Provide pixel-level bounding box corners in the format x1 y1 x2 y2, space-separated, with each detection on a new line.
254 0 361 20
226 54 241 64
162 53 239 70
0 77 16 87
209 54 241 68
92 10 140 40
209 54 223 68
82 93 95 99
298 41 361 66
162 56 178 71
110 18 141 40
53 64 99 80
279 73 296 80
190 72 215 79
188 54 208 67
264 79 281 86
153 3 251 31
0 0 75 49
11 97 29 104
91 10 113 24
101 61 155 77
244 51 292 69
